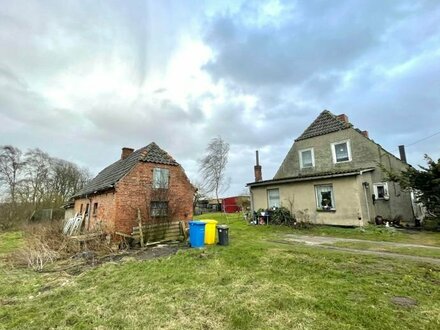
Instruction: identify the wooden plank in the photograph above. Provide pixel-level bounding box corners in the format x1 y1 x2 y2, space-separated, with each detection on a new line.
133 221 181 230
132 228 181 235
132 234 180 241
138 208 144 248
132 233 180 240
115 231 132 238
144 231 181 238
132 231 181 239
180 221 188 240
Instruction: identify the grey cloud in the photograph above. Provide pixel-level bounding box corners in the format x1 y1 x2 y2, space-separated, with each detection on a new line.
2 0 440 197
203 1 404 87
201 0 440 173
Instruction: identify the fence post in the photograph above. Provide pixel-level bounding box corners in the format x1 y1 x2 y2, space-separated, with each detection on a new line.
137 208 144 248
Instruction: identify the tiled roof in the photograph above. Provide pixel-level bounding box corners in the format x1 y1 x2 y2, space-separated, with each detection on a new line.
247 168 374 187
295 110 351 141
73 142 178 197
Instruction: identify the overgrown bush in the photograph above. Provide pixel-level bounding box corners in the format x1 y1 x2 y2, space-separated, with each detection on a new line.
271 207 296 226
9 221 111 271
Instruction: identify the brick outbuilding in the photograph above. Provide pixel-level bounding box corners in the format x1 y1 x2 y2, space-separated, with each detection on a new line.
72 143 195 235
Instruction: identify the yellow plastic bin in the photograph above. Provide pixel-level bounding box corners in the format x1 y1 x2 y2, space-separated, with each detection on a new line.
201 219 218 244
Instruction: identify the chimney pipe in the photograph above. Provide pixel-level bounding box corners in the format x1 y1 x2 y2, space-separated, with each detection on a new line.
398 145 407 163
361 130 369 138
254 150 262 182
336 114 349 123
121 147 134 160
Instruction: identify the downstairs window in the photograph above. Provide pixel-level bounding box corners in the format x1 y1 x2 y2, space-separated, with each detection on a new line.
315 185 335 211
150 201 168 217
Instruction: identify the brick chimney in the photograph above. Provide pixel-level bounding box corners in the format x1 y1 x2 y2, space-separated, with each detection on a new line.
121 147 134 160
336 114 349 123
398 145 407 163
254 150 262 182
361 130 369 138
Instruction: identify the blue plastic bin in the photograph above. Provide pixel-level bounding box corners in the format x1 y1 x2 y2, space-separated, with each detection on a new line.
189 221 206 248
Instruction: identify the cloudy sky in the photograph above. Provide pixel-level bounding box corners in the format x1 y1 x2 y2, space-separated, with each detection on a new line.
1 0 439 196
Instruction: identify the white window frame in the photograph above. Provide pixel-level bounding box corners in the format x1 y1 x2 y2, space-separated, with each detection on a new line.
299 148 315 169
331 140 352 163
315 184 336 211
267 188 280 209
373 182 389 200
153 168 169 189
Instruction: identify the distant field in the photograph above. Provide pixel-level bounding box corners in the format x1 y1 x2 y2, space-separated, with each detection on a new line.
0 214 439 329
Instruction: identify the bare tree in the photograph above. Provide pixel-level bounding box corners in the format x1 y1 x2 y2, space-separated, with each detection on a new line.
0 145 91 227
199 136 230 205
0 145 26 205
23 148 52 207
51 159 91 204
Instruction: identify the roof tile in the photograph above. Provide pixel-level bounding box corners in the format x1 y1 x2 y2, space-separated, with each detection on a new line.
295 110 351 141
74 142 178 197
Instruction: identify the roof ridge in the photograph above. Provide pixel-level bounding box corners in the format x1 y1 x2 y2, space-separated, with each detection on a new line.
73 142 178 198
295 109 351 141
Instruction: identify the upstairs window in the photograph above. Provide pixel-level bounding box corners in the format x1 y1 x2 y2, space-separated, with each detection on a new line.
331 140 351 163
315 185 335 210
153 168 169 189
267 188 280 209
299 148 314 169
150 201 168 217
373 182 389 200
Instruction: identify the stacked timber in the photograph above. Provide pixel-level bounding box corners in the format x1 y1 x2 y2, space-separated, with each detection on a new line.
131 221 185 243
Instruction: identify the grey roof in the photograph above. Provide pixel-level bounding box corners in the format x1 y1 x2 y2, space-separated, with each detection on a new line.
73 142 178 198
247 167 374 187
295 110 351 141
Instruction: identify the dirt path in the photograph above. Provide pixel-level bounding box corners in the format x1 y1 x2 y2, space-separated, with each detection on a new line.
273 234 440 265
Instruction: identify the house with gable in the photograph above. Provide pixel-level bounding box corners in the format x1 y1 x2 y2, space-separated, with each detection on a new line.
72 142 195 235
247 110 414 226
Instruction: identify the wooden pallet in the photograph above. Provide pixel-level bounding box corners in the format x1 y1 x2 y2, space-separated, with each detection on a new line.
131 221 186 243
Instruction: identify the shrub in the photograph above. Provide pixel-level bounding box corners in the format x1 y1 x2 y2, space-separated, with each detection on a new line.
9 221 111 271
271 207 296 226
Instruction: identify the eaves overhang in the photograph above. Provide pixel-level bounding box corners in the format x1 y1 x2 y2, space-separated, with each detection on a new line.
247 168 375 188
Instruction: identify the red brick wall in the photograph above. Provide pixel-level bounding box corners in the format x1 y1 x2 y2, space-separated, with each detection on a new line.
74 192 117 232
113 162 195 234
74 162 195 236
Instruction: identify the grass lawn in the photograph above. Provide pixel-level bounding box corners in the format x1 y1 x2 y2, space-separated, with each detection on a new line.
0 231 23 255
0 214 439 329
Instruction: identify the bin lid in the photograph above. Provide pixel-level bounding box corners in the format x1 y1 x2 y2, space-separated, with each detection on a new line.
216 224 228 229
189 221 206 226
201 219 218 224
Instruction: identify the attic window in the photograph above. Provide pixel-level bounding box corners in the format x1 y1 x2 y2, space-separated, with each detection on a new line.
299 148 314 169
153 168 169 188
331 140 351 163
